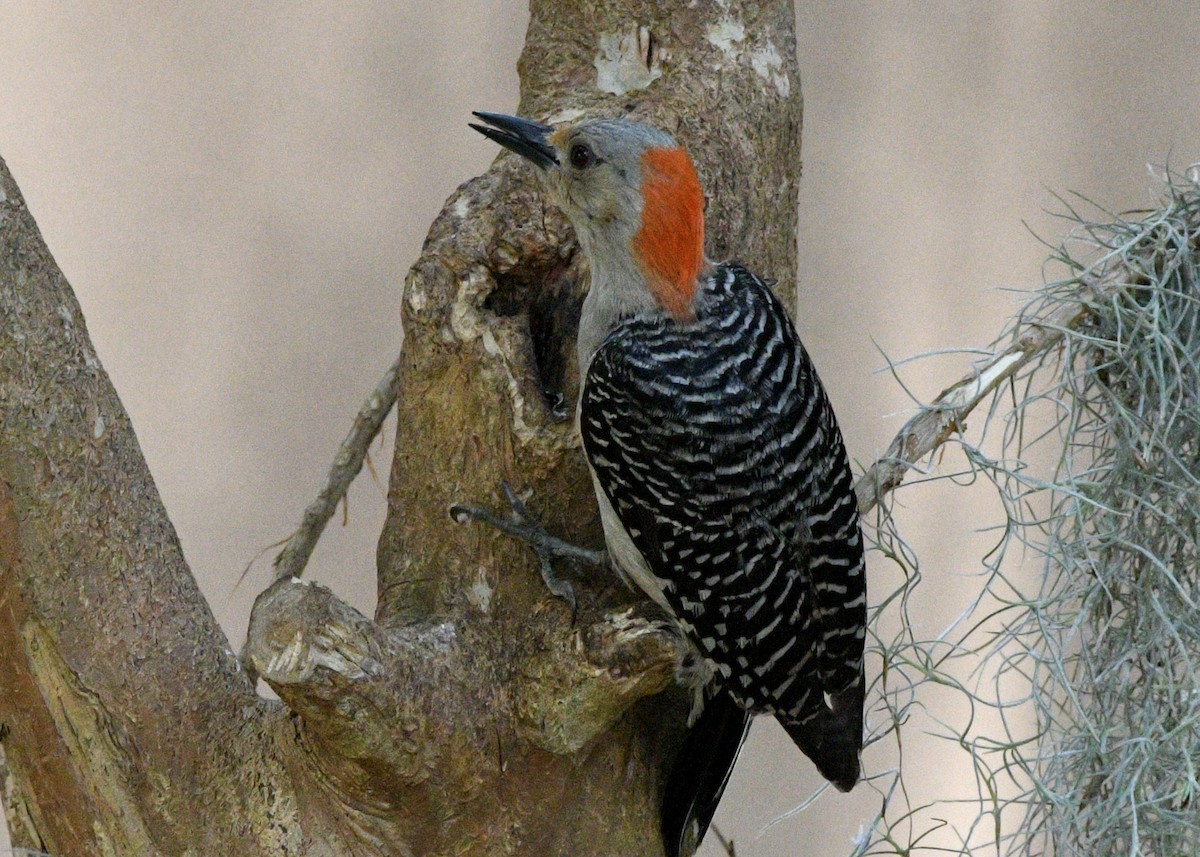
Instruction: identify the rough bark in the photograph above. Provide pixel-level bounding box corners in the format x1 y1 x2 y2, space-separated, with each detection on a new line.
0 1 803 855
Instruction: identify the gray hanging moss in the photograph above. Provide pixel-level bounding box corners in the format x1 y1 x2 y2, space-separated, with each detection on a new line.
852 165 1200 857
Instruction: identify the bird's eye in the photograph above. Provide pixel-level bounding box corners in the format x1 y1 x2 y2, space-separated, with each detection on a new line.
569 142 594 169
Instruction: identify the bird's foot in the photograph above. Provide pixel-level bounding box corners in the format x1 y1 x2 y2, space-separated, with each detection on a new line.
676 651 719 726
450 482 607 621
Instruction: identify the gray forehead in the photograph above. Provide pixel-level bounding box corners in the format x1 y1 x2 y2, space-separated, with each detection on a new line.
565 118 678 156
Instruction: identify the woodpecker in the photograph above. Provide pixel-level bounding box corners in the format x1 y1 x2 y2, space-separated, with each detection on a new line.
470 112 867 855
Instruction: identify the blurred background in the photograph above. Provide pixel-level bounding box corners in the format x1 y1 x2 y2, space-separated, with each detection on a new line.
2 2 1198 854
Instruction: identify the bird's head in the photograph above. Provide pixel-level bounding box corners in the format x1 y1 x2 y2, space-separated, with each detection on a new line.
471 112 706 320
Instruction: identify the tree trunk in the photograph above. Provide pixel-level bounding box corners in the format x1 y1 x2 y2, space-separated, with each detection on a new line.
0 1 802 854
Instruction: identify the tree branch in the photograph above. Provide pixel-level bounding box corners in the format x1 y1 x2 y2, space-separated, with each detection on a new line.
853 267 1120 516
0 155 275 853
272 356 402 581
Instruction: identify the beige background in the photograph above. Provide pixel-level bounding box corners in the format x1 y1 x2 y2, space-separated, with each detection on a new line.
2 2 1198 854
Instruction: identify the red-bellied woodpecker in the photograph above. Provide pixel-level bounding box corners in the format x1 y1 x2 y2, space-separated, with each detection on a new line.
467 112 867 856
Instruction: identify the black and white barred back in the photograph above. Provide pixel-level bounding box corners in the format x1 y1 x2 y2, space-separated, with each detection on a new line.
581 263 866 763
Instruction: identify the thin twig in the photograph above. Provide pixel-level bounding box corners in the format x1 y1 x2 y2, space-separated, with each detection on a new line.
710 822 737 857
272 354 402 580
853 267 1121 517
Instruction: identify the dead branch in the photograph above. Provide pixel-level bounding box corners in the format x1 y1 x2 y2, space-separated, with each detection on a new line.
853 266 1121 516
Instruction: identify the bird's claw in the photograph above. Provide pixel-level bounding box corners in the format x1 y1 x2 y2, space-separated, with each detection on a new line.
450 482 606 623
535 555 578 623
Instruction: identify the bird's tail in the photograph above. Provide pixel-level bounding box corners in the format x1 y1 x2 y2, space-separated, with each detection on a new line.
779 680 864 792
661 693 752 857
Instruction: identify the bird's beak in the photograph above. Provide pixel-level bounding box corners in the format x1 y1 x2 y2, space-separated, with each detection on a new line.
470 111 557 170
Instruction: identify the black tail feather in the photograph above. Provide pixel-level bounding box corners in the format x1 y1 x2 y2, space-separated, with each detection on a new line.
780 680 864 792
662 694 752 857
